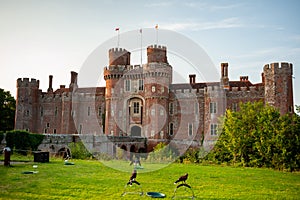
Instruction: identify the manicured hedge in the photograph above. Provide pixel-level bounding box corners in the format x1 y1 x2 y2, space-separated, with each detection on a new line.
5 130 44 155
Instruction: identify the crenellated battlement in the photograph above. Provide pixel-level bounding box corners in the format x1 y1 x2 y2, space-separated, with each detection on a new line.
263 62 293 75
147 44 167 50
109 47 128 53
17 78 40 88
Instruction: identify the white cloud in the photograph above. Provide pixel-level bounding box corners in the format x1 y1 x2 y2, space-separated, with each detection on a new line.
144 1 172 8
157 18 243 31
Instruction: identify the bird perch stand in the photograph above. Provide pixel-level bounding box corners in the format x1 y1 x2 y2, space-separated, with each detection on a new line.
121 181 143 197
172 183 195 199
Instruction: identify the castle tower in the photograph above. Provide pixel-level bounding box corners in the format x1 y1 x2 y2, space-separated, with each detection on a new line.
147 44 168 63
15 78 40 132
104 48 130 135
144 45 172 139
263 62 294 114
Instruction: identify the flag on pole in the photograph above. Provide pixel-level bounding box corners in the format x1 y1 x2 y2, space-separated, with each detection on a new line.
155 24 158 29
139 28 142 33
115 27 119 31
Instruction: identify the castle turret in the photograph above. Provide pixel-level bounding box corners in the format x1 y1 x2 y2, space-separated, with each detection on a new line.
15 78 40 132
109 47 131 66
147 45 168 64
264 62 294 114
104 48 130 135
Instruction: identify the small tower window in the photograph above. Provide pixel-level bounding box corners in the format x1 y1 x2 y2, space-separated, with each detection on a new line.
55 107 58 117
138 79 144 91
169 123 174 136
125 80 131 92
88 106 91 116
188 123 193 136
169 102 174 115
133 102 140 114
152 86 156 92
210 102 217 114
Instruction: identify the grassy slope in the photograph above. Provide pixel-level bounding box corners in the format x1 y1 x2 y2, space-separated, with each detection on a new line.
0 158 299 200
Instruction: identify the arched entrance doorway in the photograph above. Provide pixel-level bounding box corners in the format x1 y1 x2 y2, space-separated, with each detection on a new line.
131 125 141 137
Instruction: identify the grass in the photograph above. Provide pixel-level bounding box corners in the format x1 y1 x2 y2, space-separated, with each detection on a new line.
0 156 299 199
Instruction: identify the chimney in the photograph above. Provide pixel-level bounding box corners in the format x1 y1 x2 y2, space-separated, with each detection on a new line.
189 74 196 84
221 63 229 88
240 76 249 82
47 75 53 93
69 71 78 92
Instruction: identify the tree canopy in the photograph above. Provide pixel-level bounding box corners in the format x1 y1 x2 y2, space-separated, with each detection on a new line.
210 101 300 171
0 88 16 132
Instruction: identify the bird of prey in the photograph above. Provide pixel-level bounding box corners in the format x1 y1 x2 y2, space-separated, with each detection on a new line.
127 170 139 186
174 173 188 184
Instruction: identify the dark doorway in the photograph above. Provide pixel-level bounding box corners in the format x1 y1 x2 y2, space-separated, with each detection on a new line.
131 126 141 137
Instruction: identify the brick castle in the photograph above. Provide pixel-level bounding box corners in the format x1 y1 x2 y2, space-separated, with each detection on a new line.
14 44 294 153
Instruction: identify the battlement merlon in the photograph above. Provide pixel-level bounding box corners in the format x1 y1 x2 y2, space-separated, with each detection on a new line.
16 78 40 88
263 62 293 75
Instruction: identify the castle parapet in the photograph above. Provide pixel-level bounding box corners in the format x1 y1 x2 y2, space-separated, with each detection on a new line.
264 62 293 74
17 78 40 88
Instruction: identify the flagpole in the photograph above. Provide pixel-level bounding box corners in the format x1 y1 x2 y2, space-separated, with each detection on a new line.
140 29 143 66
115 27 120 47
117 29 120 47
155 24 158 44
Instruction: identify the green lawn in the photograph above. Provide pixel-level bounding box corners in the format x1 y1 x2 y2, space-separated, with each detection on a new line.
0 157 299 199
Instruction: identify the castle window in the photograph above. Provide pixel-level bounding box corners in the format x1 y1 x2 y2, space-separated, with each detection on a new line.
46 123 50 128
160 109 164 116
210 124 218 136
133 102 140 114
232 103 238 112
25 110 29 116
152 86 156 92
188 123 193 136
44 129 47 133
169 123 174 136
151 108 155 116
98 107 102 117
195 102 199 114
125 79 131 92
88 106 90 116
138 79 144 91
53 129 56 134
160 131 164 138
151 130 155 137
169 102 174 115
210 102 217 114
55 107 58 117
78 124 82 134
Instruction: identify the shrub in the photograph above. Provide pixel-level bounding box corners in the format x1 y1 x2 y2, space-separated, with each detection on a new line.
68 142 92 159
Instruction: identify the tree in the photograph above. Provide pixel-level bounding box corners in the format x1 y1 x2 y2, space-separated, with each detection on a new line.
211 101 300 171
0 88 16 132
296 105 300 114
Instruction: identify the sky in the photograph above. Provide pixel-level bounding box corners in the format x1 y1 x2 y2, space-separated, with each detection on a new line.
0 0 299 108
